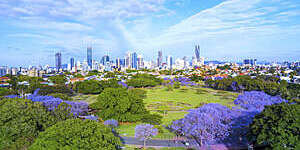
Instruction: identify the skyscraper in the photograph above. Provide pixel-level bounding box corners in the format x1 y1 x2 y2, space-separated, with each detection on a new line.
125 52 131 68
137 55 144 69
167 56 173 70
70 57 74 70
195 45 200 62
101 55 110 65
87 47 92 69
157 51 163 67
131 52 138 70
55 52 62 71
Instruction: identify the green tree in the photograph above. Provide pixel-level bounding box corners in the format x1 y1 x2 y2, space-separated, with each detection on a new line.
91 88 161 124
248 103 300 149
29 119 122 150
75 80 104 94
0 98 72 150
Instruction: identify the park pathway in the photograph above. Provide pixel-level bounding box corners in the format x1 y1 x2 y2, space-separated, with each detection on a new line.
120 136 190 147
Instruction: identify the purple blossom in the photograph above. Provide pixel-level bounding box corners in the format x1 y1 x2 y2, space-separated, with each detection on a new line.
234 91 287 112
170 104 233 146
104 119 118 128
135 124 158 141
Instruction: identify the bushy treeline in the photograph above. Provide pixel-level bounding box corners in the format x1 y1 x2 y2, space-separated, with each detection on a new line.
127 74 162 88
205 75 300 101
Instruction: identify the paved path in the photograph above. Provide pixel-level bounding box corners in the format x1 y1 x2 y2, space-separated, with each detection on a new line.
119 136 250 150
120 136 195 148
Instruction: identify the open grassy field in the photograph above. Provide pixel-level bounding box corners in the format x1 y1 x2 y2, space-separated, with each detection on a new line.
72 94 98 104
71 86 239 140
117 86 239 139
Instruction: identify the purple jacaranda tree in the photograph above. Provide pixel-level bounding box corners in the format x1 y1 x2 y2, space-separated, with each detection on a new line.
234 91 287 112
6 89 89 116
135 124 158 148
170 103 233 146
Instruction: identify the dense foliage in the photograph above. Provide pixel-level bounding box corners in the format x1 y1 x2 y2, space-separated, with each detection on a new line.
74 80 104 94
205 75 300 101
0 98 72 150
37 85 74 95
99 79 123 89
127 74 162 88
29 119 122 150
91 88 161 123
248 103 300 149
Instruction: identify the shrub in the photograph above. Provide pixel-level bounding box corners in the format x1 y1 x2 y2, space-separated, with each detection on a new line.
29 119 122 150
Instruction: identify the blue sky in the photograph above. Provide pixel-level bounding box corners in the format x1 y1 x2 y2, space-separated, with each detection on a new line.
0 0 300 67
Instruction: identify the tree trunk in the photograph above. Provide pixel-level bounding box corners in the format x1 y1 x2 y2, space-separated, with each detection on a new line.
143 140 146 149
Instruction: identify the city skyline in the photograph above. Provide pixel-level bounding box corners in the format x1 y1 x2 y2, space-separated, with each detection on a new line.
0 0 300 66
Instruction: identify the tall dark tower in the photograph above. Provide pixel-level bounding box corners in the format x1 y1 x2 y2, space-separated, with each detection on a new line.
55 52 62 71
70 57 74 70
195 45 200 62
87 47 92 69
157 50 163 67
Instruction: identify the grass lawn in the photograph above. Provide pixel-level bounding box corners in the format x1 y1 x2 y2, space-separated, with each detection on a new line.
72 94 98 104
71 86 239 140
117 86 238 139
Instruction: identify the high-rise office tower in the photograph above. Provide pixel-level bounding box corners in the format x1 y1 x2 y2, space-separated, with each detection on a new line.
0 66 7 76
125 52 131 68
101 55 110 65
183 56 187 68
137 55 144 69
167 56 173 70
157 51 163 67
131 52 138 70
70 58 74 70
244 59 257 66
55 52 62 71
195 45 200 62
116 58 121 69
87 47 92 69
